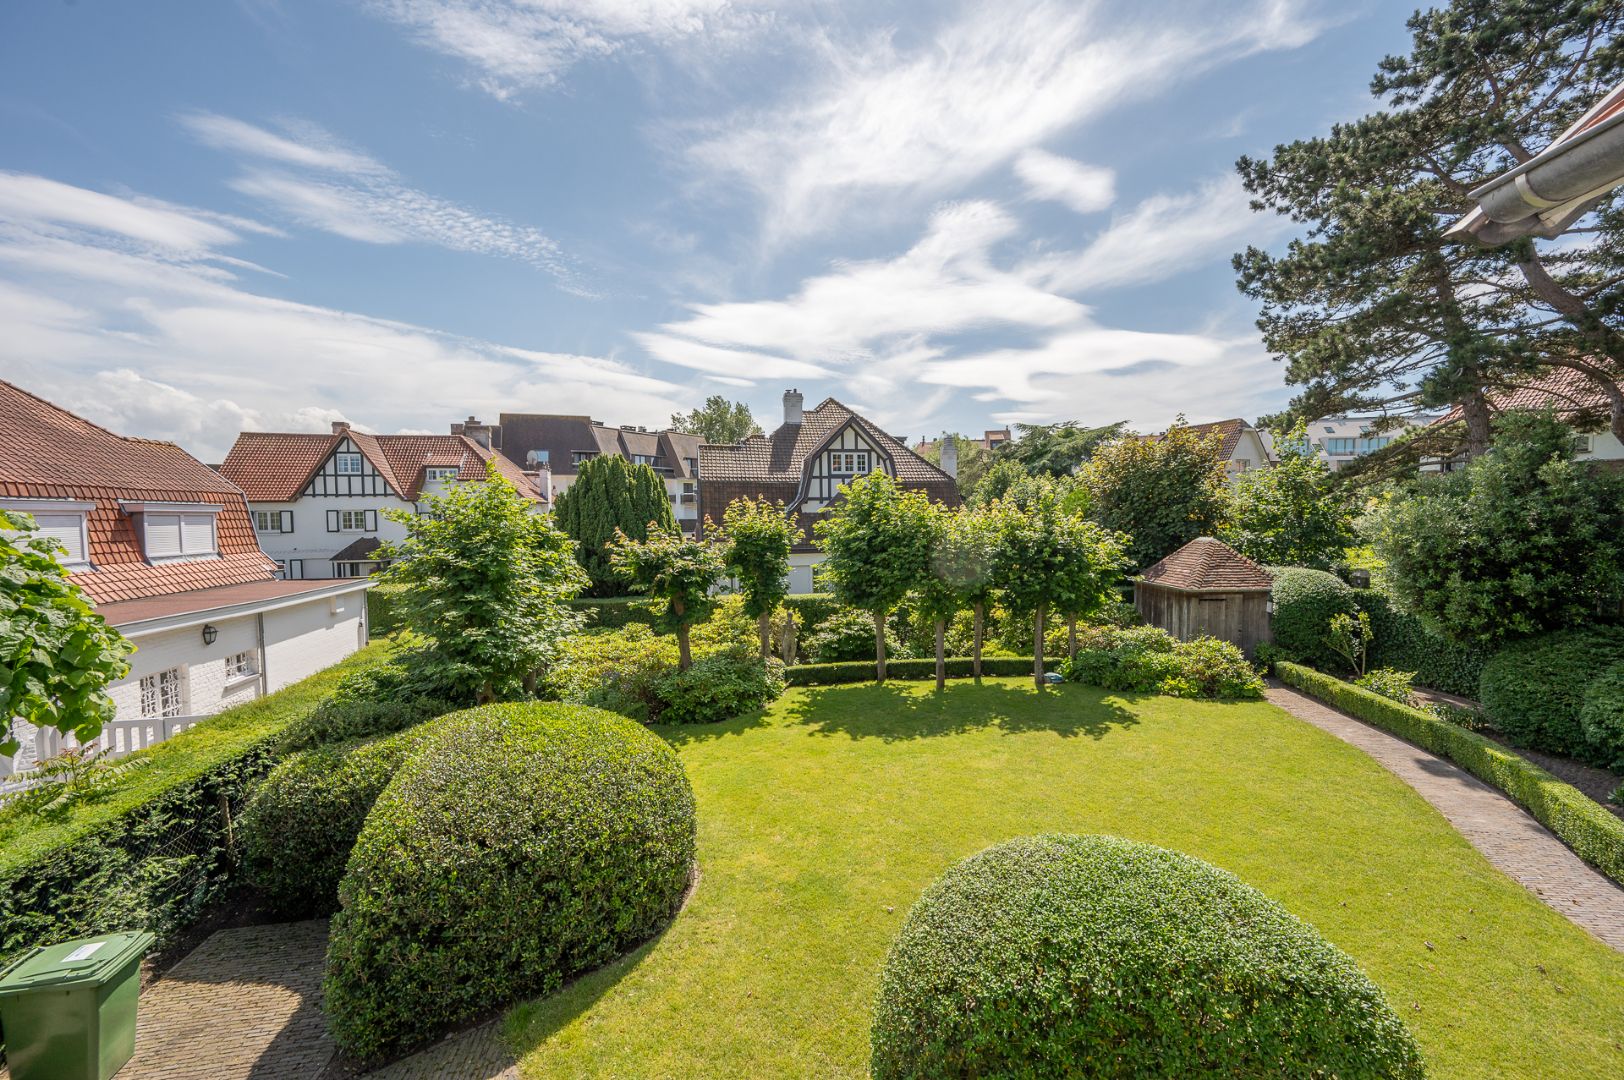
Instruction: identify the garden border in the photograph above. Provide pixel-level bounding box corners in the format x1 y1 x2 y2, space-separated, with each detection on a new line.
1276 661 1624 886
784 657 1038 686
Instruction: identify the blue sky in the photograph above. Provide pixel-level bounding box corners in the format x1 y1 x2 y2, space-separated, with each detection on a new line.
0 0 1415 461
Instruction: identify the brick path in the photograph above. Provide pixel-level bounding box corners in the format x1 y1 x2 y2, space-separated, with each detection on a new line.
1266 685 1624 951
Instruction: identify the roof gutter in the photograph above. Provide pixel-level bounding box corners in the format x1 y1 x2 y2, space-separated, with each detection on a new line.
107 579 373 638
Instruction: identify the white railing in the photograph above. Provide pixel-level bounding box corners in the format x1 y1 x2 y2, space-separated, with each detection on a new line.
0 714 207 783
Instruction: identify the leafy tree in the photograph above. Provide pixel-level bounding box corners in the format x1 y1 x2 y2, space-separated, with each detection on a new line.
0 510 133 756
915 434 992 500
967 459 1029 508
1052 517 1130 660
1326 611 1375 677
610 526 727 671
1373 411 1624 644
718 497 799 659
670 396 763 444
813 472 939 682
930 506 1002 679
998 421 1126 477
553 455 677 595
1223 421 1356 569
1236 0 1624 456
381 464 586 703
1079 421 1229 570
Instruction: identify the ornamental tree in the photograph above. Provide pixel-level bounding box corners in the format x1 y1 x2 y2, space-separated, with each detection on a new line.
813 472 938 683
1052 517 1130 660
1079 421 1229 570
911 504 960 691
380 464 586 703
929 506 1002 680
609 526 727 670
0 510 133 756
670 396 762 444
1373 411 1624 644
717 497 799 659
1223 421 1356 570
552 455 677 596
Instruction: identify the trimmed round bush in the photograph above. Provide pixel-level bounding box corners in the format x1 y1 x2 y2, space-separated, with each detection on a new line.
1479 628 1624 761
1579 662 1624 770
871 834 1424 1080
324 702 696 1061
1268 567 1358 670
240 723 437 917
805 609 905 663
655 653 785 724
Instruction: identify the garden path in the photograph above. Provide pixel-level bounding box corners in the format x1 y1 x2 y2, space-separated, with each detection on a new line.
1265 684 1624 951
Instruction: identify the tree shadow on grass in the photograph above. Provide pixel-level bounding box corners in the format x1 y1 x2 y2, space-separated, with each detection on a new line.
654 707 773 747
782 681 1140 743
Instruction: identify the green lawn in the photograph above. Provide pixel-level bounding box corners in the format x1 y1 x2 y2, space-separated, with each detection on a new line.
505 680 1624 1079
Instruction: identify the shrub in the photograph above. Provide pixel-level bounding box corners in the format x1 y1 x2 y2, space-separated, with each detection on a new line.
365 582 406 636
1355 667 1417 706
784 657 1037 686
1268 567 1358 669
1360 590 1490 698
1479 629 1624 761
276 653 460 750
804 609 907 664
1058 626 1263 700
870 834 1424 1080
655 654 785 725
546 625 679 723
1578 663 1624 770
240 724 437 918
1277 662 1624 886
324 703 696 1060
566 596 662 630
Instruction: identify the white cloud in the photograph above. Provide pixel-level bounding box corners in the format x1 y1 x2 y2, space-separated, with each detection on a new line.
0 175 691 460
177 112 390 176
0 172 274 253
687 0 1324 240
1014 149 1115 215
364 0 775 98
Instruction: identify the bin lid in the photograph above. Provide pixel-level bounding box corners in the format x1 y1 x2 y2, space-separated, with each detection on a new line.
0 931 154 993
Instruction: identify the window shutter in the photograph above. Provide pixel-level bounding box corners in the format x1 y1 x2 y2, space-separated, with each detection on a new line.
280 510 294 533
327 510 339 533
145 515 183 558
181 514 215 554
365 510 378 532
33 514 86 564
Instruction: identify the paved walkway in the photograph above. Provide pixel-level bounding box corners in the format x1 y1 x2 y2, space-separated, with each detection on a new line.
1266 684 1624 951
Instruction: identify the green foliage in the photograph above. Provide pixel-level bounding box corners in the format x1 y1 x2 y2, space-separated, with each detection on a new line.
1058 626 1263 700
241 723 437 918
1374 414 1624 645
566 596 663 630
1579 664 1624 771
996 420 1126 477
655 654 785 725
1355 667 1418 706
547 624 679 723
1269 567 1358 670
870 833 1424 1080
364 581 406 636
804 609 905 664
1079 421 1230 570
1277 662 1624 888
553 455 679 595
1360 590 1490 698
965 459 1029 508
2 746 150 816
1479 629 1624 762
783 656 1038 686
0 509 133 754
1224 422 1355 569
276 656 459 750
324 702 696 1060
669 395 761 444
718 497 798 656
609 526 726 669
380 463 585 702
1326 610 1374 677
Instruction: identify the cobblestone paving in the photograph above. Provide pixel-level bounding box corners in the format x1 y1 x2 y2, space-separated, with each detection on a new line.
1267 684 1624 951
355 1022 519 1080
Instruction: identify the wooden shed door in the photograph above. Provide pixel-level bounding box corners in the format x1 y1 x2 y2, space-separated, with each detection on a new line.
1193 597 1231 640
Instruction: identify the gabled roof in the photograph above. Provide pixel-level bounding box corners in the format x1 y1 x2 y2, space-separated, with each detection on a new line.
218 429 543 502
1436 365 1615 426
700 397 953 487
496 414 703 479
0 378 278 606
1137 537 1273 592
1147 418 1253 460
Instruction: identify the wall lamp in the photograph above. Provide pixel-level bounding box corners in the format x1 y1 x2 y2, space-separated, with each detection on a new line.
201 623 219 646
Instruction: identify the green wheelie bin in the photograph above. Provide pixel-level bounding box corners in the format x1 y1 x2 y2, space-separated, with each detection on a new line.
0 931 154 1080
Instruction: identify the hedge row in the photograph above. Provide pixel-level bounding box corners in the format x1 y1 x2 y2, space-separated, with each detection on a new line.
1276 662 1624 887
0 642 398 965
366 582 406 636
1360 591 1490 699
785 657 1038 686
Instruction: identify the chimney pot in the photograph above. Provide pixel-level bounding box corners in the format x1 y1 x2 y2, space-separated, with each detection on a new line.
783 388 804 426
332 421 350 435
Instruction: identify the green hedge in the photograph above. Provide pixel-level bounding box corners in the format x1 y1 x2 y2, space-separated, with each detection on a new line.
0 642 398 964
1478 629 1624 762
871 834 1423 1079
1276 662 1624 886
566 596 662 630
785 657 1038 686
324 702 696 1060
366 582 406 636
1360 590 1490 699
782 593 844 629
1268 567 1358 670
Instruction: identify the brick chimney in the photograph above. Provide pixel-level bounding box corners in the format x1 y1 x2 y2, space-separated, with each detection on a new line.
939 433 957 480
331 421 350 434
783 388 804 426
454 415 494 449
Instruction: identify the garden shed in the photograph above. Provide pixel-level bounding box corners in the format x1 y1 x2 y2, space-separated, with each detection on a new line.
1135 537 1273 657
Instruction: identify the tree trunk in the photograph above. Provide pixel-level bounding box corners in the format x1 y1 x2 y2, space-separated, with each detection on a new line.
1033 602 1047 689
477 680 495 705
873 610 888 683
935 617 946 691
781 611 798 665
758 610 772 661
1067 614 1078 660
972 601 985 680
674 596 691 671
1461 389 1493 458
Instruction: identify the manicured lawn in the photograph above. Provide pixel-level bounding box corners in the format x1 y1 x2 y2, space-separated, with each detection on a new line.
505 680 1624 1079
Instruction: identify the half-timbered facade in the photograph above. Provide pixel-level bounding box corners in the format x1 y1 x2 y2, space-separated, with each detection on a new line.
699 391 959 592
217 421 543 580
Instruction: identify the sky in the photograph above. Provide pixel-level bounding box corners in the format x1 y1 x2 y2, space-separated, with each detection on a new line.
0 0 1419 462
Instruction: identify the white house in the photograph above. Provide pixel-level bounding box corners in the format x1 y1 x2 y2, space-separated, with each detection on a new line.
1146 418 1272 481
217 420 545 580
0 379 373 778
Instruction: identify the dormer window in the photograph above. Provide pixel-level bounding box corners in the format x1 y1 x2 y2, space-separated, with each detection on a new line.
120 501 222 562
830 451 871 475
425 467 458 482
335 452 364 475
1 499 94 569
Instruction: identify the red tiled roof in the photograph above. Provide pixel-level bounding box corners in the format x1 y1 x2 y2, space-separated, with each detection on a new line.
1436 365 1615 424
1137 537 1274 592
94 577 368 627
218 430 543 502
0 379 278 605
1147 418 1249 460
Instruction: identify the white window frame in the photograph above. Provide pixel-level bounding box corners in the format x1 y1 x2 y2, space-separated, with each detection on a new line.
225 650 258 683
139 667 187 719
339 509 369 532
829 451 871 475
424 467 458 482
0 499 94 569
120 502 222 562
335 452 364 475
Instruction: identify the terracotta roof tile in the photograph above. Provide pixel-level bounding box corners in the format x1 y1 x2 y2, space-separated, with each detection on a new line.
1147 418 1249 459
1137 537 1274 592
218 430 542 503
1436 365 1616 425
